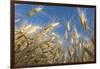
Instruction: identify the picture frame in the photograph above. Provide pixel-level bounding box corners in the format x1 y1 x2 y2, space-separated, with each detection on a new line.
11 1 96 68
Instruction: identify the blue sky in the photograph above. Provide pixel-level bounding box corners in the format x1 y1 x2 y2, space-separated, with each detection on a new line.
15 4 95 38
15 4 95 57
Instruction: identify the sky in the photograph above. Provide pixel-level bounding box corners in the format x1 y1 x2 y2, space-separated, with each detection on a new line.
15 3 95 57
